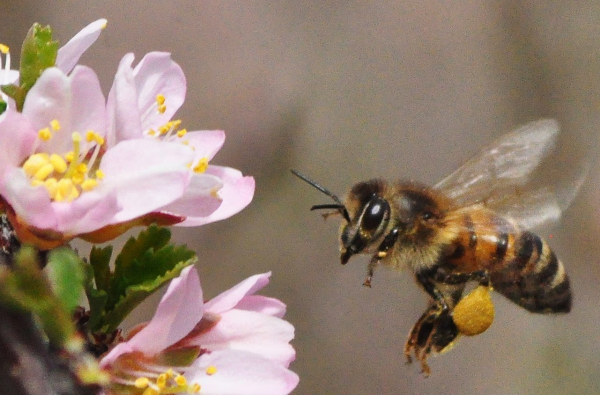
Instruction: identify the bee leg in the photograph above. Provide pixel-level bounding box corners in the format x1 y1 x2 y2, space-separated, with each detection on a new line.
364 228 400 287
405 305 459 377
415 268 450 313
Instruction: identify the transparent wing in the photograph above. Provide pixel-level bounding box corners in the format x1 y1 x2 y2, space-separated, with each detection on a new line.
434 119 584 230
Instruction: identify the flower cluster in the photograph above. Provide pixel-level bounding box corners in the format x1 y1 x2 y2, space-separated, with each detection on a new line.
0 19 297 395
101 266 298 395
0 19 254 249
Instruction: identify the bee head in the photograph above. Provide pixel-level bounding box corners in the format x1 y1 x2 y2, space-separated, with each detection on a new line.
339 180 391 264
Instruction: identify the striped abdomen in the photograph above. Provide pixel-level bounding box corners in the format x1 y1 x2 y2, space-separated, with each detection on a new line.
444 210 571 313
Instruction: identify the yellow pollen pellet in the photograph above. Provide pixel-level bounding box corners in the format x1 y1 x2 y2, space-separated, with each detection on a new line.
33 163 54 181
205 365 217 376
49 154 67 173
156 373 167 389
193 158 209 173
134 377 150 388
38 128 52 141
175 375 187 386
81 179 98 191
95 169 105 179
50 119 61 131
158 104 166 114
176 128 187 138
156 94 166 105
0 44 9 54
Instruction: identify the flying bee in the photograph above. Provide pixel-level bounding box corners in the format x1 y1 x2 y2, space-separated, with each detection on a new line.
292 119 584 376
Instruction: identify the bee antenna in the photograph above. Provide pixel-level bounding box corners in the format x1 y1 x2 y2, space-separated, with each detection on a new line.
290 169 351 222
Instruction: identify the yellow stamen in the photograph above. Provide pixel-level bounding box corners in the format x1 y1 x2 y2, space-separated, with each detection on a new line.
159 125 170 135
176 128 187 138
148 129 156 136
174 375 187 386
0 44 9 54
44 178 58 197
50 119 61 131
205 365 217 376
30 179 44 187
142 388 159 395
85 130 105 145
22 153 50 176
171 120 182 128
156 373 167 389
158 104 166 114
134 377 150 388
49 154 67 173
193 157 209 173
38 128 52 141
65 151 75 163
156 94 166 105
192 383 201 393
95 169 105 179
80 179 98 191
33 163 54 181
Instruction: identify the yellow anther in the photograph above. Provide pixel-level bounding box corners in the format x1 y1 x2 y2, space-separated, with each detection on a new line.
65 151 75 163
50 119 61 131
192 383 201 393
148 129 157 136
49 154 67 173
95 169 105 179
159 125 170 135
205 365 217 376
156 373 167 389
30 179 44 187
80 179 98 191
76 163 88 173
134 377 150 388
158 104 166 114
156 94 166 105
193 158 209 173
174 375 187 386
0 44 9 54
55 179 78 202
176 128 187 138
171 120 182 128
165 369 175 379
38 128 52 141
33 163 54 181
22 154 50 176
85 130 105 145
71 173 85 185
142 388 159 395
44 178 58 196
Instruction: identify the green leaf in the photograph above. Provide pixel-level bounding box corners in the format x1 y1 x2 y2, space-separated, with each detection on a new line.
0 100 7 115
46 248 86 313
20 24 58 92
85 225 197 333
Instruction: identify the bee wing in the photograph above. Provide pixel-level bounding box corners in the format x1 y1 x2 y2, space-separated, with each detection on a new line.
434 119 584 230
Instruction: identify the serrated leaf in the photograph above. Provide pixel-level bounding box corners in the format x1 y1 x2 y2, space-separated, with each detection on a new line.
83 265 108 331
89 245 112 293
20 23 58 92
46 247 85 313
102 255 195 333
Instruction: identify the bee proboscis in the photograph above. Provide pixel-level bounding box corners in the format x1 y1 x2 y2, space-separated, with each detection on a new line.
292 119 584 376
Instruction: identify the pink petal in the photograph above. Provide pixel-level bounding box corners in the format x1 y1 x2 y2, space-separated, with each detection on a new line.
235 295 287 318
51 189 121 234
159 173 223 218
56 19 107 74
106 53 143 146
0 109 36 177
189 309 296 366
132 52 186 132
187 350 299 395
204 272 271 314
22 66 106 154
177 166 255 227
185 130 225 161
97 139 194 223
100 266 203 366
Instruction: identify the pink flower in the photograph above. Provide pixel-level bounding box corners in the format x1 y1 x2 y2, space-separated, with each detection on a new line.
106 52 255 227
0 65 195 248
101 266 298 395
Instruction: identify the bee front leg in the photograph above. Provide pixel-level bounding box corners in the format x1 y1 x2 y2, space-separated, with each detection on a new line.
364 228 400 287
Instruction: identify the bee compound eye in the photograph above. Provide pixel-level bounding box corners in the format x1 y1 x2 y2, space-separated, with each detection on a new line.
362 197 389 232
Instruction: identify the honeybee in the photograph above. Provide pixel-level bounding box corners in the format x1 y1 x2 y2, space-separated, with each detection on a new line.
292 119 583 376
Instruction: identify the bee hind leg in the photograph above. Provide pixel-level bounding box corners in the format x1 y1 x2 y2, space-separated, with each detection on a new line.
404 304 459 377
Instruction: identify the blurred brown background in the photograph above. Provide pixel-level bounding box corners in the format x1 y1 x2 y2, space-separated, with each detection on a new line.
2 2 600 394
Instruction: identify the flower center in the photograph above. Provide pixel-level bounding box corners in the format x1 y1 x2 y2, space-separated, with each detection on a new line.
22 121 105 202
146 94 210 175
110 353 205 395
